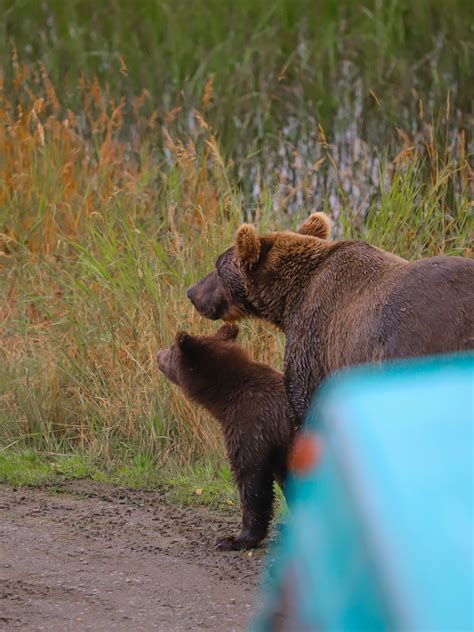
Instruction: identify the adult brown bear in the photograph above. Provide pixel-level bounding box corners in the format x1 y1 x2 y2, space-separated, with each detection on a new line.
188 213 474 426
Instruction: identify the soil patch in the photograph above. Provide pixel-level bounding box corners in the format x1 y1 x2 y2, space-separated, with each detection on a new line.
0 481 266 631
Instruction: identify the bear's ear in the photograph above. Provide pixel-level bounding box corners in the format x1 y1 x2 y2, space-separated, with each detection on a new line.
175 331 200 356
297 212 331 240
236 224 260 270
217 323 239 341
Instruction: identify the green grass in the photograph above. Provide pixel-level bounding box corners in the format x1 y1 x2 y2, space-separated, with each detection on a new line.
0 451 99 487
3 1 471 114
0 451 55 487
0 448 241 509
0 448 288 519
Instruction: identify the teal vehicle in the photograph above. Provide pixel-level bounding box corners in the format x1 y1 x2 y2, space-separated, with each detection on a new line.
253 353 474 632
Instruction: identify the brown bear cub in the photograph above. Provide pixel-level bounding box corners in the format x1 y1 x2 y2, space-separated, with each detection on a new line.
157 324 295 551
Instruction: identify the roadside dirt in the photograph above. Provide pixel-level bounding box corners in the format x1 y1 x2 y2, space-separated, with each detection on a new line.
0 481 267 631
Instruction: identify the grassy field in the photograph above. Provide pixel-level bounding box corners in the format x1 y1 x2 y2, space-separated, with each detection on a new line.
0 1 472 496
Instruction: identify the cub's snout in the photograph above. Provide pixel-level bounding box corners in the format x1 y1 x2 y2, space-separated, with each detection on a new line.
156 347 178 384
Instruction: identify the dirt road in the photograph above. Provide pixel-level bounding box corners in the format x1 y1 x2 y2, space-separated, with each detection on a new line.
0 481 266 631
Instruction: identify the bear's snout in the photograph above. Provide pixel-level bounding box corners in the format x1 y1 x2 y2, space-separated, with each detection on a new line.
187 271 232 320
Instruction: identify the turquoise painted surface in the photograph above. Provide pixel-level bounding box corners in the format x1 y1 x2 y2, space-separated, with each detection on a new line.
252 353 474 632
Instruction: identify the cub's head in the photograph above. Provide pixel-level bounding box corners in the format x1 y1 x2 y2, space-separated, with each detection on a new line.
156 324 240 393
187 212 331 325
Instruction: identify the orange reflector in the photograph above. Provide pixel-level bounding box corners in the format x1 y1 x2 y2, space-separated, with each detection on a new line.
289 433 322 475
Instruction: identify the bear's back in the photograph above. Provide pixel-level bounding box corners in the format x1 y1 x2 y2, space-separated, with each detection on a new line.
378 255 474 358
287 243 473 377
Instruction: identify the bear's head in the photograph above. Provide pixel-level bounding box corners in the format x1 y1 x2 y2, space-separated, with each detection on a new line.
187 212 331 326
157 323 241 396
186 249 251 321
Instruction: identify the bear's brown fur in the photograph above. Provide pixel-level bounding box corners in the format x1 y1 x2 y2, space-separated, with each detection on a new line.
188 213 474 425
157 324 295 550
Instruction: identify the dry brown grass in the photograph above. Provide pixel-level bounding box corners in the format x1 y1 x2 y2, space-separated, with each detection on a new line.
0 66 286 464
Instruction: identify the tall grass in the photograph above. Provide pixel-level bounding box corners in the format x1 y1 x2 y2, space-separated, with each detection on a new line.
3 1 471 111
0 62 471 466
2 0 472 199
1 0 472 470
0 67 286 464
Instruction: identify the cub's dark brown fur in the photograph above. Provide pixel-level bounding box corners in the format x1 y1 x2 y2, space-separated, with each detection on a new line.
188 213 474 426
157 324 294 550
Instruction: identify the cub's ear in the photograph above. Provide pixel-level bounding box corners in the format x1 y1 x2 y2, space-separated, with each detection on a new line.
217 323 239 341
236 224 260 270
175 331 200 355
297 212 331 240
